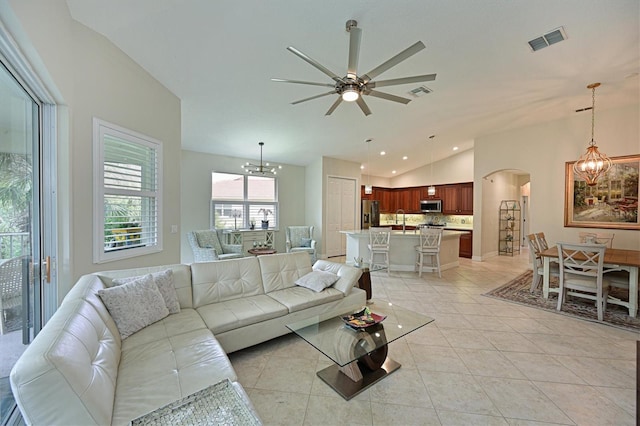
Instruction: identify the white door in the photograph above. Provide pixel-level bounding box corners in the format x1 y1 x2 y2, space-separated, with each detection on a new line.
326 177 356 257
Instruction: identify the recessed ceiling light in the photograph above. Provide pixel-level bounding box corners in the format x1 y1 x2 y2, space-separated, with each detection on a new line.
380 151 386 156
453 146 459 151
402 156 408 160
392 170 396 174
360 164 365 169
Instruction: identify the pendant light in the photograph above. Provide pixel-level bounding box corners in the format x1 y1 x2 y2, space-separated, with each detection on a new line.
364 138 373 194
241 142 283 175
427 136 436 196
572 83 612 186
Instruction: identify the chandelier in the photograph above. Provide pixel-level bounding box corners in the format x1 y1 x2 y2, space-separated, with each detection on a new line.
572 83 612 186
241 142 282 175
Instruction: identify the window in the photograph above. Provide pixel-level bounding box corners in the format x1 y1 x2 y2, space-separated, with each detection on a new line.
211 172 278 229
93 118 162 263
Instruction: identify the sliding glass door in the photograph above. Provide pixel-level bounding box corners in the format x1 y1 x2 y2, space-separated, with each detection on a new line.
0 57 46 425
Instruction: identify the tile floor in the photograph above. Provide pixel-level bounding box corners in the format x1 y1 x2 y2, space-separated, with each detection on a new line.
228 251 638 425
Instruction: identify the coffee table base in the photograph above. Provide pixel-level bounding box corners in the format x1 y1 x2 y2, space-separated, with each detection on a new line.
316 357 401 400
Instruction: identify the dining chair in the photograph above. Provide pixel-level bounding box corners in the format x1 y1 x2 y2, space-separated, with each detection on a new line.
368 227 391 275
578 231 614 248
556 242 610 321
526 234 559 292
415 227 443 278
535 232 549 251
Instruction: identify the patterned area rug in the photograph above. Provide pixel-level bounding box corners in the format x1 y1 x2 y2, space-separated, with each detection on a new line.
131 379 261 426
484 270 640 332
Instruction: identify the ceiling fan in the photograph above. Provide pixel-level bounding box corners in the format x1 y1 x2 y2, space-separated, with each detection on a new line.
272 20 436 116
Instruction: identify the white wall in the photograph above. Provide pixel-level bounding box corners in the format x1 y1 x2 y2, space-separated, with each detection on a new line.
391 148 474 187
4 0 182 299
180 150 306 263
474 102 639 258
305 157 323 253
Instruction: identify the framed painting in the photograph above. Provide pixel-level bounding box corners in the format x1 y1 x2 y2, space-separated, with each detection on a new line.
564 154 639 230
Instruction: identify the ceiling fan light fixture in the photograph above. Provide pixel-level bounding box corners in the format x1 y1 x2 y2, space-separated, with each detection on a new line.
342 86 360 102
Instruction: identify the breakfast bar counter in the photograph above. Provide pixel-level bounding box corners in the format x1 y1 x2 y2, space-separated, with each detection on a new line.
340 229 469 272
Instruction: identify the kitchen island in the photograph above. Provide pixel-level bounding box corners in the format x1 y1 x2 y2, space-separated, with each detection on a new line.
340 229 470 273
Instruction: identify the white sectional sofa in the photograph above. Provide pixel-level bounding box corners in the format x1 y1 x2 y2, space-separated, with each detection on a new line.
10 252 365 425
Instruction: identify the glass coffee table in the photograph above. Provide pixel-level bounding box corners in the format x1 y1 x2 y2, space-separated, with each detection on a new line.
286 300 434 400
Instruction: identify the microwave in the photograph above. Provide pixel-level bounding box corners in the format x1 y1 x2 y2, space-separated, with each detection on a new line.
420 199 442 213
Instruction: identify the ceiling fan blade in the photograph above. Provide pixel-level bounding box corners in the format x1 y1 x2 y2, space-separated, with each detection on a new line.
286 46 343 82
356 96 372 116
369 73 436 88
366 89 411 104
361 41 426 83
271 78 335 88
347 27 362 78
292 91 336 105
325 97 343 115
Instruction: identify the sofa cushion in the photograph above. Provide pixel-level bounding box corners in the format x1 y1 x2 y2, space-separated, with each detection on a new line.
312 260 362 295
113 269 181 314
267 286 343 313
258 252 312 293
295 270 339 292
196 294 288 334
194 230 223 254
97 274 169 339
191 257 263 307
97 264 194 309
120 308 208 352
112 328 237 425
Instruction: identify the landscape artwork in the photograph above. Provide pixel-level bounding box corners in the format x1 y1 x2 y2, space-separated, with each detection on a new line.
564 154 639 230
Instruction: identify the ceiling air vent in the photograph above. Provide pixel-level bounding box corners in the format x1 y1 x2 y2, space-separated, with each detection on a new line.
528 27 567 52
409 86 433 97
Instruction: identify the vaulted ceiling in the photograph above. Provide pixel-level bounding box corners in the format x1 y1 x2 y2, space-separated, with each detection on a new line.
66 0 639 177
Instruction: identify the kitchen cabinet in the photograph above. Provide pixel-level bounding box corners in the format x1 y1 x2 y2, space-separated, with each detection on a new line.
441 182 473 215
459 231 473 258
395 187 421 213
420 185 441 200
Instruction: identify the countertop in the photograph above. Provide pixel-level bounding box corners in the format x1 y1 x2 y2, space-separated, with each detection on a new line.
340 229 470 237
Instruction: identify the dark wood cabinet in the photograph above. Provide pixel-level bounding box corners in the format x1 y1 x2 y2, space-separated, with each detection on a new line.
441 182 473 215
459 231 473 258
362 183 472 215
420 185 441 200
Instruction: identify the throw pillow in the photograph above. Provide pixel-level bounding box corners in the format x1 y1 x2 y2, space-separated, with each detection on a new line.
97 274 169 339
300 237 312 248
295 270 339 292
113 270 180 314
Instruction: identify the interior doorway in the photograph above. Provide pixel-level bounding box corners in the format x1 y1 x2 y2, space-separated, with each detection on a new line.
325 177 356 257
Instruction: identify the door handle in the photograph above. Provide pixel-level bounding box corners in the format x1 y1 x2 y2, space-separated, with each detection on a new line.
42 256 51 283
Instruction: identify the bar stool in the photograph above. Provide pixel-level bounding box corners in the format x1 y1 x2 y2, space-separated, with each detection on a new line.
415 227 442 278
368 227 390 275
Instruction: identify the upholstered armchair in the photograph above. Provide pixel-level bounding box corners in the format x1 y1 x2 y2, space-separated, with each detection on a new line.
285 226 317 262
187 229 243 262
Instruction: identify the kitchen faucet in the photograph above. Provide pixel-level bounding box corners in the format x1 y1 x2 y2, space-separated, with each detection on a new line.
395 209 406 233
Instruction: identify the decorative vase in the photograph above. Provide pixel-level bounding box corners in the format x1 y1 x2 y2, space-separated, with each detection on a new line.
261 220 269 229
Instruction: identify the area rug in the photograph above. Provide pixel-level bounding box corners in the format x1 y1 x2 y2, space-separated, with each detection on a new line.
484 270 640 332
131 379 261 426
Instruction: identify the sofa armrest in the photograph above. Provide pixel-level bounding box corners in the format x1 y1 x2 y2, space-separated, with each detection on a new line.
221 243 243 254
192 246 220 262
312 260 362 295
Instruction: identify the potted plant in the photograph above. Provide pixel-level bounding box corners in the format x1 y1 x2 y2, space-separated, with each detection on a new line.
258 208 272 229
249 219 256 230
231 209 242 230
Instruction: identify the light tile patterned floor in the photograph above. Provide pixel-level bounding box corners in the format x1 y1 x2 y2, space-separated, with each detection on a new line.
229 252 638 425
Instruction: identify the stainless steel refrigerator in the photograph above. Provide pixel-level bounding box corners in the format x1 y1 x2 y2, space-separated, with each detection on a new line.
361 200 380 229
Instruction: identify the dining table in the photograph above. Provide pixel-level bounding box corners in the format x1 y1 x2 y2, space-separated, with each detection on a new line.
540 246 640 318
